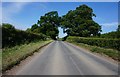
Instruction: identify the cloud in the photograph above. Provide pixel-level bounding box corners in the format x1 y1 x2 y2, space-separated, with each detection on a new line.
2 2 48 30
100 22 118 33
2 2 31 30
100 22 118 27
2 2 28 23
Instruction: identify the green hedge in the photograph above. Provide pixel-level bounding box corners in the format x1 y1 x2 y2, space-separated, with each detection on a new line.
67 36 120 51
2 27 47 48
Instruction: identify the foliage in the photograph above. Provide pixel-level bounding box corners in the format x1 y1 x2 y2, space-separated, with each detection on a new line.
100 31 120 38
26 5 102 39
2 23 15 30
62 35 69 41
61 4 101 37
2 23 47 48
67 36 120 51
37 11 60 40
26 11 61 40
31 24 39 31
117 25 120 31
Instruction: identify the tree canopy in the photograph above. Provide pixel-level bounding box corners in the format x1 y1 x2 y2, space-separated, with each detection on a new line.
61 4 101 37
26 4 102 39
37 11 60 40
26 11 60 40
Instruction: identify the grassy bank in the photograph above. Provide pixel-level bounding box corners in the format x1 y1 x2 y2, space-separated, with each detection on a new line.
2 40 53 72
67 36 120 51
67 41 119 62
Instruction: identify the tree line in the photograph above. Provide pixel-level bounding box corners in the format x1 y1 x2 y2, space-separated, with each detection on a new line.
26 4 102 40
27 4 120 40
2 4 120 48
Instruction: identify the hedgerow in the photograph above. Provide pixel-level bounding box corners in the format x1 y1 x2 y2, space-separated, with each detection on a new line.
2 25 47 48
67 36 120 51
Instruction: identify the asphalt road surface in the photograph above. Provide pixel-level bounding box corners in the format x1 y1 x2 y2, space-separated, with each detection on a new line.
16 41 118 75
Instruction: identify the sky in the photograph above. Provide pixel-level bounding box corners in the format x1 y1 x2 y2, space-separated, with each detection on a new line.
1 2 119 38
2 0 120 2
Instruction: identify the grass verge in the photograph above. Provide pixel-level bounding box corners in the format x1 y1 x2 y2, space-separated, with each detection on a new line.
67 41 119 62
2 40 53 72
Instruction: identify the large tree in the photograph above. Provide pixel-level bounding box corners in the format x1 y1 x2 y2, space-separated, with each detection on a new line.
61 4 101 37
37 11 60 40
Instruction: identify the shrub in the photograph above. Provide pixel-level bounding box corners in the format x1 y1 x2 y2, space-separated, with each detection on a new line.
67 36 120 51
2 24 47 48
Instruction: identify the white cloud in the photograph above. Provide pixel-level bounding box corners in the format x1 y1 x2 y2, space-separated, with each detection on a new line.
100 22 118 33
2 2 31 30
100 22 118 27
2 2 48 30
2 2 28 23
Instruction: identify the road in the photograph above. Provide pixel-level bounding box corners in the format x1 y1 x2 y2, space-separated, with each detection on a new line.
16 41 118 75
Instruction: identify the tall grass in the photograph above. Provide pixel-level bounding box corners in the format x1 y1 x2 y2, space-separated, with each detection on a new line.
2 40 52 72
66 36 119 61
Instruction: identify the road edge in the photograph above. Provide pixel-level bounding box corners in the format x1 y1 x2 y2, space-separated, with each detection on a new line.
2 40 53 74
65 41 119 64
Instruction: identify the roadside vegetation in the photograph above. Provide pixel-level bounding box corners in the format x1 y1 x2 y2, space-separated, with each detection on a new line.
64 25 120 61
66 36 120 61
100 31 120 38
67 36 120 51
2 40 53 72
2 4 120 72
2 23 52 72
2 23 47 48
60 4 120 62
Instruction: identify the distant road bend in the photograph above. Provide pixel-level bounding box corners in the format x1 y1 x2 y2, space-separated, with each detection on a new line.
16 41 118 75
